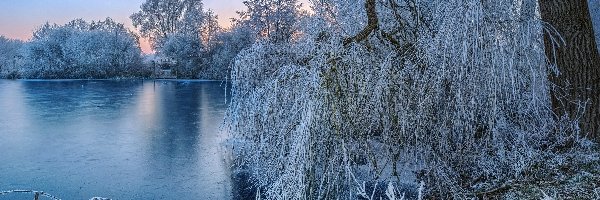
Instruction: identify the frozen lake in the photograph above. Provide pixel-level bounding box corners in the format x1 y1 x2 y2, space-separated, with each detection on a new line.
0 80 231 199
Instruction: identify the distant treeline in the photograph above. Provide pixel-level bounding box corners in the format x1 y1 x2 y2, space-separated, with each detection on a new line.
0 0 257 80
0 19 148 79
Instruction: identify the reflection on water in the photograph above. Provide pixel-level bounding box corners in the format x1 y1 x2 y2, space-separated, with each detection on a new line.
0 80 230 199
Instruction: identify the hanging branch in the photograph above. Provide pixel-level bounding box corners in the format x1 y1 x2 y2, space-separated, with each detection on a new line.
343 0 378 46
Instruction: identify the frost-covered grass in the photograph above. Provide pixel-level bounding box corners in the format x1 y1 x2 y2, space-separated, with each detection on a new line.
491 145 600 199
226 0 599 199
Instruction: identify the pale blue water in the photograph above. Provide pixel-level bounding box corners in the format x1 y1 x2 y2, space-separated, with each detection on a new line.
0 80 231 200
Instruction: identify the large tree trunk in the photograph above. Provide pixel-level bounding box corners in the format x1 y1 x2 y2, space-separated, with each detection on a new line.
539 0 600 140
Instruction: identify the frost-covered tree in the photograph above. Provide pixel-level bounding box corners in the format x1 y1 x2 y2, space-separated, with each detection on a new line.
131 0 218 49
236 0 302 42
22 18 146 79
131 0 185 48
161 32 204 78
206 24 254 79
158 0 206 78
24 23 73 78
0 36 24 79
179 0 205 35
215 0 305 82
227 0 599 199
132 0 227 79
201 10 221 49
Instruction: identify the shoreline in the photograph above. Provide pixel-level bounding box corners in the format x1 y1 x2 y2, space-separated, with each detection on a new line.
1 78 229 82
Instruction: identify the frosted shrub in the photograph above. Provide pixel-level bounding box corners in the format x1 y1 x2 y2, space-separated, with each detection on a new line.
227 0 596 199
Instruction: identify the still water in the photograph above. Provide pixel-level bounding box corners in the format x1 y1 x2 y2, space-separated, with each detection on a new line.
0 80 231 199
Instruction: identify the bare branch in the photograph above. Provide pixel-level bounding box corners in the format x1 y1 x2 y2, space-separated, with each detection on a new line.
343 0 378 46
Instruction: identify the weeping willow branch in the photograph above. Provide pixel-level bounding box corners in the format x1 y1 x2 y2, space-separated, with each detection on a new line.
227 0 596 199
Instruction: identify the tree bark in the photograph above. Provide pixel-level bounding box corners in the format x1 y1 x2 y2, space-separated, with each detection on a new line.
539 0 600 140
343 0 378 46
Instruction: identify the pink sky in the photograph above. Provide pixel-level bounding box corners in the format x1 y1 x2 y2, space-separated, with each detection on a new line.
0 0 309 54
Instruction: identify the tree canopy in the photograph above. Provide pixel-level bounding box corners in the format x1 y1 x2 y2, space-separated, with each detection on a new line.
21 18 146 79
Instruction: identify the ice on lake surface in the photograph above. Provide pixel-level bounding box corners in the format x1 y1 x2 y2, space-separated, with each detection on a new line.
0 80 231 199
